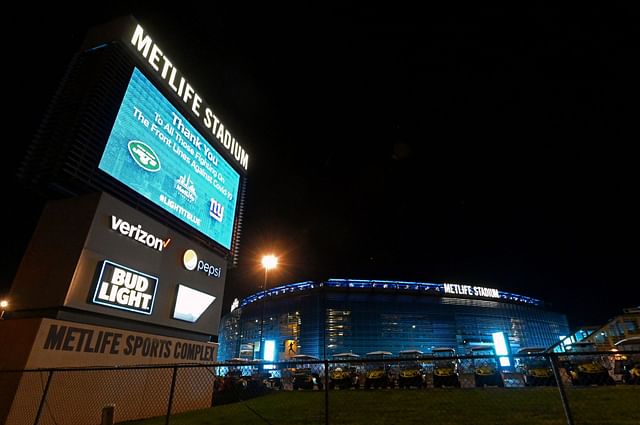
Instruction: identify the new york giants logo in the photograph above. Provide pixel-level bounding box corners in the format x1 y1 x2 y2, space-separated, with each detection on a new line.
209 198 224 222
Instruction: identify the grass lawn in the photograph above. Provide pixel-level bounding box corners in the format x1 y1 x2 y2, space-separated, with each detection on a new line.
120 386 639 425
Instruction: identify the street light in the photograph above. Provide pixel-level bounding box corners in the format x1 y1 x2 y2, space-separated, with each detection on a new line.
259 255 278 360
0 299 8 320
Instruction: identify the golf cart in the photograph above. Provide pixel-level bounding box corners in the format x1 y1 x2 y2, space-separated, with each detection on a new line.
364 351 394 389
432 347 461 388
290 354 324 390
470 346 504 387
614 337 640 385
397 350 425 389
215 358 264 404
329 352 361 389
564 341 615 386
516 347 556 386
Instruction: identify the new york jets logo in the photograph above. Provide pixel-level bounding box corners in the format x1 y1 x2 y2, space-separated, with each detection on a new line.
128 140 161 172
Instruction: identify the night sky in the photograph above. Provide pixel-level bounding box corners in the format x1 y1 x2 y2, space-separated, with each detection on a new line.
1 4 638 328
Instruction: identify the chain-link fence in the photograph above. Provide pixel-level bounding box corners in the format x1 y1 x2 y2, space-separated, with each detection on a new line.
2 351 639 424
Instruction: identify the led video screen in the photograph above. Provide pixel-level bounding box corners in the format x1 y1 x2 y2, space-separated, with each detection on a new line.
99 68 240 249
172 284 216 323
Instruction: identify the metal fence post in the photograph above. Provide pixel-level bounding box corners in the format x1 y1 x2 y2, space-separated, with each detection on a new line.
33 370 54 425
548 353 574 425
324 359 329 425
166 365 178 425
101 404 115 425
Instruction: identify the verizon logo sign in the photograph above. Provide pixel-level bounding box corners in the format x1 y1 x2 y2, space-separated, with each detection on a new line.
110 215 171 252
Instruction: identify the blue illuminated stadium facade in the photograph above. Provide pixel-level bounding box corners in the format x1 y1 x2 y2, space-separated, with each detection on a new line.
217 279 569 360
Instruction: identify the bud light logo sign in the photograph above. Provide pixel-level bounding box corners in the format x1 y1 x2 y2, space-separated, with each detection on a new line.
92 260 159 315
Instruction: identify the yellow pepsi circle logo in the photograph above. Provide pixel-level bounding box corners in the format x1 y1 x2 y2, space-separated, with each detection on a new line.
183 249 198 270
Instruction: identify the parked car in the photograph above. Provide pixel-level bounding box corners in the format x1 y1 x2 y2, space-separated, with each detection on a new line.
397 350 425 389
329 352 361 389
516 347 556 386
469 346 504 387
364 351 394 389
563 341 615 386
614 337 640 385
432 347 461 388
290 354 324 390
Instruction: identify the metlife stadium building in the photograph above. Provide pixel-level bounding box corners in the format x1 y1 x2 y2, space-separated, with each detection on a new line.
218 279 570 360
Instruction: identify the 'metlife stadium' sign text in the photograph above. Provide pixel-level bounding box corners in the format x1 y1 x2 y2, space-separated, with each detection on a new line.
443 283 500 299
130 24 249 171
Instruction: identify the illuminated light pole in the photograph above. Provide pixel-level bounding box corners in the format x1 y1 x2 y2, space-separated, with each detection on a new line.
259 255 278 361
0 300 8 320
